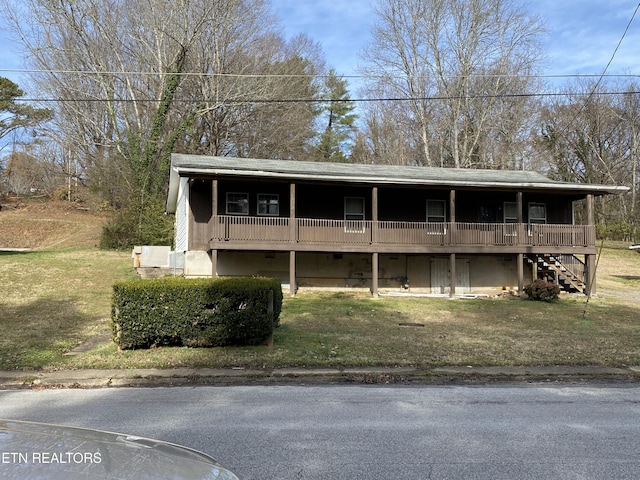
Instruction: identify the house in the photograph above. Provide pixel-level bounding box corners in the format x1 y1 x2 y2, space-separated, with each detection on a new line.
165 154 628 298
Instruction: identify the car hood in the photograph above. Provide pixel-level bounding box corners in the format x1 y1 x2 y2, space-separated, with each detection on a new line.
0 419 240 480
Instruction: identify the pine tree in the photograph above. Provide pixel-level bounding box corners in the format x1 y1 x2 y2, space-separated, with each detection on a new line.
315 70 357 162
0 77 51 144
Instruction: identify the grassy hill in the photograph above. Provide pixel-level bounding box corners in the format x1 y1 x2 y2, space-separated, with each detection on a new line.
0 195 107 250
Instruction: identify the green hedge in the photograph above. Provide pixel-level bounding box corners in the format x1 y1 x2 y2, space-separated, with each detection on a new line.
111 277 283 350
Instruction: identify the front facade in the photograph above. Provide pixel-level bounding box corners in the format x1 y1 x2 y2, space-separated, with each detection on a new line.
166 154 628 297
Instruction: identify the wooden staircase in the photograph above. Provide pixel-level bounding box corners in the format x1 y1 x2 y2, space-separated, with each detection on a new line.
526 254 587 294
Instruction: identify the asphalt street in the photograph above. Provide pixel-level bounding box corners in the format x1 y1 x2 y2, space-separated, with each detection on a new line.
1 384 639 479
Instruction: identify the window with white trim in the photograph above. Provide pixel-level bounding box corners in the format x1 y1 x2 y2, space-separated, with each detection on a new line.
258 193 279 216
426 199 446 234
528 202 547 224
503 202 518 223
344 197 365 233
226 192 249 215
427 199 446 222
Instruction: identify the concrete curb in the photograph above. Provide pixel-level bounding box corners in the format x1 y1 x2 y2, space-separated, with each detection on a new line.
1 366 639 389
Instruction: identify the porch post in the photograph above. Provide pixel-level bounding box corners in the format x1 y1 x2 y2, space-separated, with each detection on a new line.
517 253 524 297
289 251 296 297
289 182 297 297
210 180 218 278
212 179 218 217
449 253 456 299
516 192 523 222
290 183 296 242
211 249 217 278
586 194 594 226
586 194 596 296
372 186 378 244
371 187 379 297
187 179 194 251
372 252 379 298
449 189 456 223
449 189 456 245
586 254 597 296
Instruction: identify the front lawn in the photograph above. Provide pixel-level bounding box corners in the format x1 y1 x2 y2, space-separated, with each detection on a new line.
1 245 640 371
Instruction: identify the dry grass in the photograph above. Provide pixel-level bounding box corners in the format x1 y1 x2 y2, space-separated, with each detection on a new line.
0 249 135 369
0 197 106 250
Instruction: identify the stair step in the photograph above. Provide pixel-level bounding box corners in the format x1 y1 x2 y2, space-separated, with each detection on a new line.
527 253 586 294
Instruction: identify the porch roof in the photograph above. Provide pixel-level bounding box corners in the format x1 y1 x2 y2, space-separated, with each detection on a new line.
167 154 628 213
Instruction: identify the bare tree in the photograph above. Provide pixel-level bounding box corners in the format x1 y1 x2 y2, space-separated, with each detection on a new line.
536 79 639 234
3 0 323 191
351 95 421 165
3 0 325 245
359 0 544 168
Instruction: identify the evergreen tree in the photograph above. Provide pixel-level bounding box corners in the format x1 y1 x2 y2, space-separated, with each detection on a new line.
315 70 357 162
0 77 51 145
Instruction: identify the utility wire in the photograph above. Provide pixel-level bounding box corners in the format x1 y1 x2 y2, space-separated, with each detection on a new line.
1 68 639 81
15 89 640 105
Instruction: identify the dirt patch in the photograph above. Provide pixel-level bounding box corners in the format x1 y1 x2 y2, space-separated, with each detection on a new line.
0 196 107 249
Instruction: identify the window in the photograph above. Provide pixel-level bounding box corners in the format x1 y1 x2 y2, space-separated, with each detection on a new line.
426 200 446 222
258 193 279 216
528 203 547 224
226 192 249 215
503 202 518 223
426 199 446 234
344 197 365 233
502 202 518 236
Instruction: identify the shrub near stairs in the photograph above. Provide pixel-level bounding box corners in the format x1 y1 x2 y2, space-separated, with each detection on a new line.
111 277 282 349
523 279 561 302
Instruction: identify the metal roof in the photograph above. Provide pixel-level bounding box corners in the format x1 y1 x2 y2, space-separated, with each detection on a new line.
167 154 629 213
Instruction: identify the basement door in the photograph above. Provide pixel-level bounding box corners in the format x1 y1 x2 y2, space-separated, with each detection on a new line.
430 258 470 295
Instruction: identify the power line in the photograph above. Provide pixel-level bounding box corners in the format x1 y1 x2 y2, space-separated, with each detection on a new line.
15 89 640 105
1 67 640 81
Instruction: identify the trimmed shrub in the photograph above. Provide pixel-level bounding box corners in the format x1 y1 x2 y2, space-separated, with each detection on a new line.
523 279 561 302
111 276 283 350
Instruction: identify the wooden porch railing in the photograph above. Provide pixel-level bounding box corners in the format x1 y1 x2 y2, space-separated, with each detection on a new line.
210 216 595 248
212 216 290 242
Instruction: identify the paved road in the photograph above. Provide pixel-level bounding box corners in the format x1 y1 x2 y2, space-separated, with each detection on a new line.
1 384 639 479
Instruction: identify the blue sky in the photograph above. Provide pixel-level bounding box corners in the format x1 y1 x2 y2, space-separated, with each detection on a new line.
271 0 640 88
1 1 638 91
